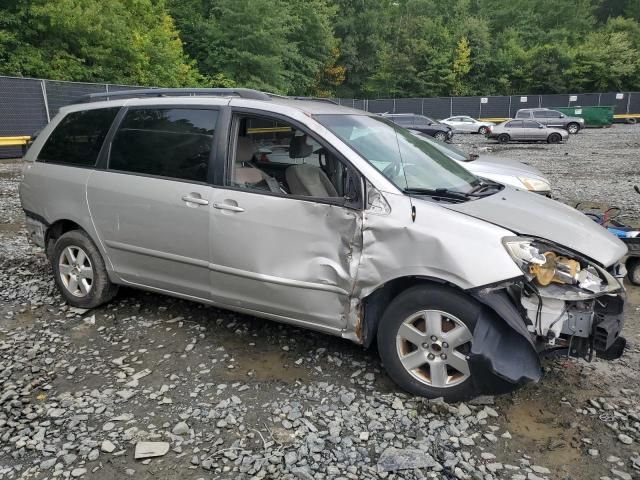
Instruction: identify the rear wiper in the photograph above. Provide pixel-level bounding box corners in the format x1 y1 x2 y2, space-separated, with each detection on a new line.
403 187 471 202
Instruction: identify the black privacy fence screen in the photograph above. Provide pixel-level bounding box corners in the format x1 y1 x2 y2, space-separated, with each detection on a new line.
1 74 639 158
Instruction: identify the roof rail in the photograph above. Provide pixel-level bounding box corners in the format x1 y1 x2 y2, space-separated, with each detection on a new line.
282 96 339 105
74 87 272 103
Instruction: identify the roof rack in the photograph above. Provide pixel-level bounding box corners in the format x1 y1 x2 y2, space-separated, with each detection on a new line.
283 96 339 105
75 87 272 103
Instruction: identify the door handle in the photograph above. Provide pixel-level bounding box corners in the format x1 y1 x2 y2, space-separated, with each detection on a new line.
181 194 209 206
212 202 245 213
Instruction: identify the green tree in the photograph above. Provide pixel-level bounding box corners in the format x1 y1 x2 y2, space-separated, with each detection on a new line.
0 0 202 86
451 36 471 95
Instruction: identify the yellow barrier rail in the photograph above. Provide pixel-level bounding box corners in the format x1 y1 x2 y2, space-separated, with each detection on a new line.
0 136 30 147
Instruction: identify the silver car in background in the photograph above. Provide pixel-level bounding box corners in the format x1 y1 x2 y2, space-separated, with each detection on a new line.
440 116 495 134
516 108 584 134
487 119 569 144
409 131 551 195
20 88 627 401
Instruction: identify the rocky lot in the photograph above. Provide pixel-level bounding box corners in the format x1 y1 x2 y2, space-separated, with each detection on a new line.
1 125 639 480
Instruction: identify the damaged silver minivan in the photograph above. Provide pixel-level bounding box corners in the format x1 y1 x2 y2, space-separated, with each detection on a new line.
19 88 628 401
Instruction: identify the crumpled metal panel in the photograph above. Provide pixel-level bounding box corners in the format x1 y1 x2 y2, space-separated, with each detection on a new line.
343 191 523 342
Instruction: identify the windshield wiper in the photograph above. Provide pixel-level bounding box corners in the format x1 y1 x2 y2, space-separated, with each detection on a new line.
403 187 472 202
467 180 502 196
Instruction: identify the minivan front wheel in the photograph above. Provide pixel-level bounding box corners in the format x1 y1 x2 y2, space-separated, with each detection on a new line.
52 230 118 308
377 285 480 401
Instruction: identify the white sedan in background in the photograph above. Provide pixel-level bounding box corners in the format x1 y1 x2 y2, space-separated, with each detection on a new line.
409 130 551 196
440 116 495 134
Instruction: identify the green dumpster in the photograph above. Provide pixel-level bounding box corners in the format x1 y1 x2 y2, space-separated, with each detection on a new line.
555 106 614 127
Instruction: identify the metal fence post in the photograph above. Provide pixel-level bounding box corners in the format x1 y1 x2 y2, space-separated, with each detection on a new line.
598 93 601 106
40 80 50 123
508 96 512 118
449 97 453 117
626 93 631 114
421 98 424 115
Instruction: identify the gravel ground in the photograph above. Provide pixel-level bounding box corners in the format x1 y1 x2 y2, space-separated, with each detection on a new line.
454 124 640 225
1 126 639 480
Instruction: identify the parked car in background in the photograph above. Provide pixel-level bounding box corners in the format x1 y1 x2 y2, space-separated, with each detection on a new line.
515 108 584 134
487 119 569 144
381 113 453 141
440 116 495 134
409 130 551 195
20 88 627 401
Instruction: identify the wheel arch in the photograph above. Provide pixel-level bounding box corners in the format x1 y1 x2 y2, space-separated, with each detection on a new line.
358 275 465 348
45 219 85 258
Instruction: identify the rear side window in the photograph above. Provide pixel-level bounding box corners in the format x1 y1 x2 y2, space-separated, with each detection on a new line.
505 120 523 128
38 108 119 166
533 111 549 118
109 108 217 182
515 111 529 118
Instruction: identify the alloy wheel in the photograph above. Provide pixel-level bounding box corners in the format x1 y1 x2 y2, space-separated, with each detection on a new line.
395 310 473 388
567 124 579 134
58 245 94 297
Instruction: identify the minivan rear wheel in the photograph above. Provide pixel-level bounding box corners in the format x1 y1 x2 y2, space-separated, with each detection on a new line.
51 230 118 309
478 126 489 135
377 284 480 401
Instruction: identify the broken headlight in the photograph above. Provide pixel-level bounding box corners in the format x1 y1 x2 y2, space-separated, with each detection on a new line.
503 238 605 294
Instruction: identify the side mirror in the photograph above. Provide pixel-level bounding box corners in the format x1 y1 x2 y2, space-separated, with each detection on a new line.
538 125 544 129
560 114 565 118
469 153 479 160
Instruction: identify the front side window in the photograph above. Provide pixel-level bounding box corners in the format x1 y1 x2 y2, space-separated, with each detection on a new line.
227 115 360 202
524 120 542 128
548 110 563 118
109 108 217 182
316 114 479 194
38 108 119 166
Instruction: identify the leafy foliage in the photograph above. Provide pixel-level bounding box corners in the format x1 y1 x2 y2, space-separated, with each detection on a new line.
2 0 640 96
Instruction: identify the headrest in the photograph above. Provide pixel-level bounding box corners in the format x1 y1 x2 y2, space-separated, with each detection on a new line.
236 136 255 163
289 135 313 159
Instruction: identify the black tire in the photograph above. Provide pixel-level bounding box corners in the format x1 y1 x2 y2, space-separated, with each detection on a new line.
478 126 489 135
377 284 481 401
566 122 580 134
497 133 510 144
547 133 562 144
626 118 637 125
433 131 447 142
628 258 640 286
51 230 118 309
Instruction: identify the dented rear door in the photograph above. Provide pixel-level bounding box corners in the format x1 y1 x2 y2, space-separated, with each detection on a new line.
207 189 362 333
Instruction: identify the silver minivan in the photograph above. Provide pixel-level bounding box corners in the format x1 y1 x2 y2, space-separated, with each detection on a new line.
19 88 628 401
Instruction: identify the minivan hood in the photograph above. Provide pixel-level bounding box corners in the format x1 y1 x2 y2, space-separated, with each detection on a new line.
466 154 547 180
441 186 627 267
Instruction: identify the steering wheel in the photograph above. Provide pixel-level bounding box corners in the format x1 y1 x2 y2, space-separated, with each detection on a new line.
382 161 402 179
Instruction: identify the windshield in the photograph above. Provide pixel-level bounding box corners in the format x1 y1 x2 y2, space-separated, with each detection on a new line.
409 131 469 162
316 114 479 193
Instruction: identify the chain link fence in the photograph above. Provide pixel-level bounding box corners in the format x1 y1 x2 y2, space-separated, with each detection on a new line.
1 74 639 158
335 92 639 119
